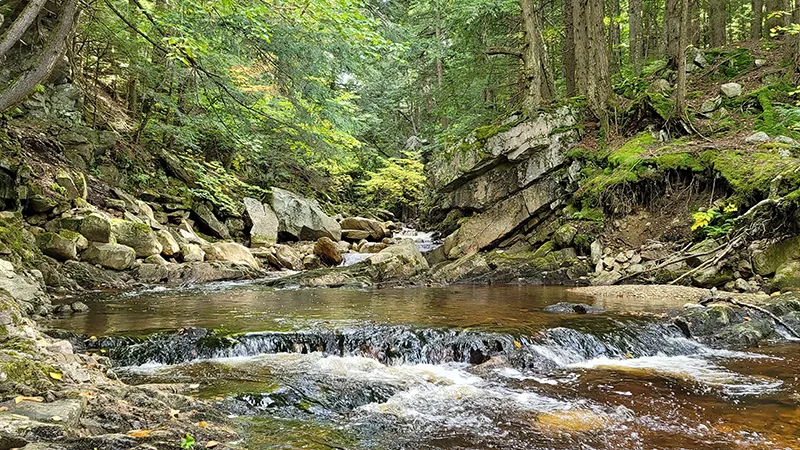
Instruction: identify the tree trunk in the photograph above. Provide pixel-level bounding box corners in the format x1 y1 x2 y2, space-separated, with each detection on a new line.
564 0 577 95
0 0 47 60
666 0 688 118
689 1 702 45
0 0 79 112
751 0 764 39
574 0 611 124
435 4 448 129
793 0 800 81
629 0 643 75
608 0 621 74
520 0 554 112
709 0 727 48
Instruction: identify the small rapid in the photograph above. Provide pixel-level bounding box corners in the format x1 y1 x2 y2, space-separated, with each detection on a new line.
47 284 800 449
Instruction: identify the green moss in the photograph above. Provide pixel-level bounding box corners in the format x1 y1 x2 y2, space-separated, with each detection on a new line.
0 357 55 391
702 150 800 202
608 133 656 167
532 241 555 258
654 152 704 171
646 92 675 121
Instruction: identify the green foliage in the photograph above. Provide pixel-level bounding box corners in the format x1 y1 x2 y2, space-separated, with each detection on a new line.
360 156 425 216
691 203 738 239
180 434 195 449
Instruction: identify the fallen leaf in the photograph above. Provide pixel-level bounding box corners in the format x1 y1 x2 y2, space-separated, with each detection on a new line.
513 341 522 349
14 396 44 404
49 372 63 381
626 353 634 358
205 441 219 448
196 421 209 428
127 429 152 438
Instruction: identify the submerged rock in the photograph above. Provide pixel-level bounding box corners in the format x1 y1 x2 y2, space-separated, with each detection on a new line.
543 302 603 314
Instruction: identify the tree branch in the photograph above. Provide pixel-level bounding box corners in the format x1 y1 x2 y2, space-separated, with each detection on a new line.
486 47 523 58
0 0 48 60
0 0 79 112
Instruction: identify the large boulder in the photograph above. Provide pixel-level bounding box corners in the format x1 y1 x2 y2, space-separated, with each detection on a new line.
180 243 205 262
772 261 800 291
314 237 343 266
79 213 112 243
271 188 341 241
428 253 491 284
443 177 559 259
244 197 279 246
202 243 260 269
752 236 800 276
271 244 303 270
339 217 388 241
110 219 162 257
191 203 231 240
360 239 429 281
82 243 136 270
36 232 77 261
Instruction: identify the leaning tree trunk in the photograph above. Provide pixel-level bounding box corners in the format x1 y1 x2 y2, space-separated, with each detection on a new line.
0 0 79 112
0 0 47 60
751 0 764 40
520 0 554 112
564 0 577 95
708 0 728 48
574 0 611 125
629 0 643 75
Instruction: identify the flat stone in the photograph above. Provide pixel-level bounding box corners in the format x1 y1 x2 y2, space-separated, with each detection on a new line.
7 398 86 427
244 197 279 246
745 131 770 144
720 82 743 98
342 229 371 241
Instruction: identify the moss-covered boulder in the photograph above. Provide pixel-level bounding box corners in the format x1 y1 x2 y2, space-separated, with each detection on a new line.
428 253 491 284
772 261 800 292
58 230 88 252
79 213 112 243
82 242 136 270
752 236 800 276
553 224 577 248
110 219 162 257
35 232 77 261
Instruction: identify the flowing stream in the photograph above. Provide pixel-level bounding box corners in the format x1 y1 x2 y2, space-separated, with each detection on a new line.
49 284 800 449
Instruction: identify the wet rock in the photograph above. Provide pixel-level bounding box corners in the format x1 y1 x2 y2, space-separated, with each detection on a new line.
339 217 387 241
202 243 260 269
135 263 169 283
244 197 279 246
110 220 162 257
180 262 260 284
714 318 776 347
272 188 341 241
82 243 137 270
36 232 77 261
543 302 603 314
191 203 230 240
70 301 89 312
745 131 771 144
180 243 205 263
314 237 342 266
720 82 743 98
553 224 577 248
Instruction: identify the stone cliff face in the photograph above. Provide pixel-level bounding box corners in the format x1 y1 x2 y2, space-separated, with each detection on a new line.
425 107 581 260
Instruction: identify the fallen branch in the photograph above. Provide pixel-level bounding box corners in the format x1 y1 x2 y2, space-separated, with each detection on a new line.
615 240 728 283
668 234 745 285
699 296 800 339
